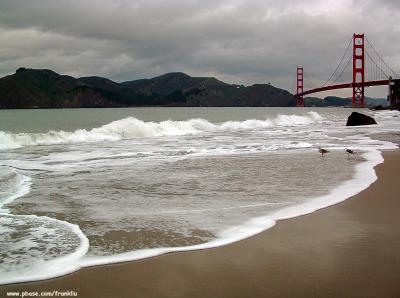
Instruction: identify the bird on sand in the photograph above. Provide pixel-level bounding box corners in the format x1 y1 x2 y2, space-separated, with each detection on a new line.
318 147 330 156
345 148 356 156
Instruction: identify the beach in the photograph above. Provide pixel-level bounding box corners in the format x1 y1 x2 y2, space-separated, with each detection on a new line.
1 149 399 298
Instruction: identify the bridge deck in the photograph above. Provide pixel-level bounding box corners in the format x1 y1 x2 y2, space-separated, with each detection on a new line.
298 80 389 97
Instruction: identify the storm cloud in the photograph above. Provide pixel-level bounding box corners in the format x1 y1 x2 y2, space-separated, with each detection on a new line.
0 0 399 97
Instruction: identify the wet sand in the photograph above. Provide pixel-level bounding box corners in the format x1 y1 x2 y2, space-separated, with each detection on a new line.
1 150 400 298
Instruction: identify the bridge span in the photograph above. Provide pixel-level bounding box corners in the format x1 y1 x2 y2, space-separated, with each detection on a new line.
299 79 389 97
295 33 399 107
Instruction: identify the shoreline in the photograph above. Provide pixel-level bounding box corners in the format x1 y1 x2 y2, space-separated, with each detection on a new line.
1 149 399 297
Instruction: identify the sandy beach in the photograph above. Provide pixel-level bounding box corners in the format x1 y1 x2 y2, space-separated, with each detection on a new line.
1 150 399 298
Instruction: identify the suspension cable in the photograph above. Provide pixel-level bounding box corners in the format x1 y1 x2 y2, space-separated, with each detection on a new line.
320 36 353 87
291 71 296 94
365 50 390 79
365 36 400 78
332 53 352 83
304 73 316 89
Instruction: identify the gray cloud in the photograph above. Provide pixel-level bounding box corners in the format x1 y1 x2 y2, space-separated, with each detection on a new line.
0 0 399 97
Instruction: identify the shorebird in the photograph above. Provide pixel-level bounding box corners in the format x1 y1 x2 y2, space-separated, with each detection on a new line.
345 148 356 157
318 147 330 156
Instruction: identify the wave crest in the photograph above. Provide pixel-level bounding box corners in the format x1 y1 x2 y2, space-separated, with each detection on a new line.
0 112 323 150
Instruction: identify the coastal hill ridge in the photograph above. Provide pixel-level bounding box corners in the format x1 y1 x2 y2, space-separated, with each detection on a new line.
0 68 295 108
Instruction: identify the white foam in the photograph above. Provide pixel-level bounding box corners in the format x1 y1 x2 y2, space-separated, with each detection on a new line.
220 119 274 130
75 145 389 270
0 168 32 214
0 112 323 150
0 215 89 285
0 166 89 285
273 113 316 126
308 111 324 121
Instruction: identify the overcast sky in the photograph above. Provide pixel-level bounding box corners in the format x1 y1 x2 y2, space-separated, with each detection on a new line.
0 0 399 97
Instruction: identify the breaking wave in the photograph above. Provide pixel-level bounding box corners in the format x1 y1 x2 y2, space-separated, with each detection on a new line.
0 112 323 150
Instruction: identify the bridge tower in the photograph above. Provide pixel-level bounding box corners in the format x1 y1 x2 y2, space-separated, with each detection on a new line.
352 33 365 107
296 66 304 107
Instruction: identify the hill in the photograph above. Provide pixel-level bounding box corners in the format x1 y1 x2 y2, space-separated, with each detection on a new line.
0 68 295 108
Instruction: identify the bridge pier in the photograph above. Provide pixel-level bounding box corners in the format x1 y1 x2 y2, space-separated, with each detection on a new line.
388 78 400 107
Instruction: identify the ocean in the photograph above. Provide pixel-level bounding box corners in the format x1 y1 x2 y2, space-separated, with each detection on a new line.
0 107 398 284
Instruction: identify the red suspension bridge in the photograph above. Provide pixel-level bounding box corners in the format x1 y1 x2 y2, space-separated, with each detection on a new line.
295 33 400 107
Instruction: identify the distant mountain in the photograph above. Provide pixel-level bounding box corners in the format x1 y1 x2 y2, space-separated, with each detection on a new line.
364 97 389 106
0 68 295 108
304 95 388 107
0 68 120 108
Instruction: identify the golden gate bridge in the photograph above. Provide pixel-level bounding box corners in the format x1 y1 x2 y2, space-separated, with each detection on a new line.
295 33 400 107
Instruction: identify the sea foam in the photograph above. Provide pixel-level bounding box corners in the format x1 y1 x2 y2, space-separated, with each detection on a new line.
0 166 89 285
78 147 391 270
0 168 32 214
0 214 89 285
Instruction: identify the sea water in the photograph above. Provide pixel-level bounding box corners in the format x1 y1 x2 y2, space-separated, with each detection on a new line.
0 107 398 284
